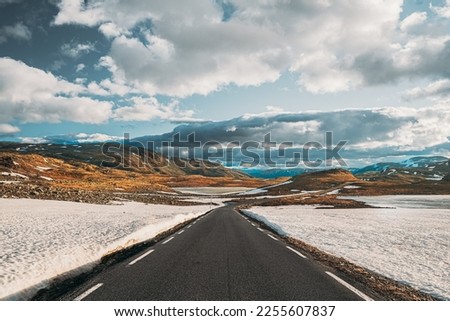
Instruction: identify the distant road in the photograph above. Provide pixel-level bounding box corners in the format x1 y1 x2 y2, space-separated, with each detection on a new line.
65 206 370 300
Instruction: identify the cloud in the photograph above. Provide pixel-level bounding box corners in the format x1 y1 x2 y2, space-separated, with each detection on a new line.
0 57 112 124
0 22 31 44
400 12 427 32
404 79 450 101
98 22 128 39
20 133 121 144
0 123 20 136
61 41 96 58
135 106 450 159
53 0 104 27
46 0 450 97
430 0 450 18
75 63 85 72
20 137 49 144
112 97 200 122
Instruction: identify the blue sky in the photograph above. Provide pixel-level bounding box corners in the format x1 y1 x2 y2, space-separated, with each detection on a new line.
1 0 450 166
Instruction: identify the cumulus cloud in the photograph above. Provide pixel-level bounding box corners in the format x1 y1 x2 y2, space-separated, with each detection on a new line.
0 22 31 43
0 123 20 136
0 57 112 124
113 97 200 122
53 0 104 27
48 0 450 99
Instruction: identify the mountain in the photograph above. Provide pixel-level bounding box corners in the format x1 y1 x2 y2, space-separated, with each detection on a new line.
239 167 307 179
0 142 249 179
353 156 449 181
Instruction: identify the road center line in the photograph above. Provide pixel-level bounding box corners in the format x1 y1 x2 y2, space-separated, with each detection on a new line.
162 236 175 245
74 283 103 301
128 249 155 266
251 223 256 227
177 230 185 235
257 227 265 232
267 234 278 241
325 272 374 301
286 246 307 259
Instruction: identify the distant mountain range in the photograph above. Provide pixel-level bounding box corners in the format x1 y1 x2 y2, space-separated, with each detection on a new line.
1 142 449 181
353 156 449 181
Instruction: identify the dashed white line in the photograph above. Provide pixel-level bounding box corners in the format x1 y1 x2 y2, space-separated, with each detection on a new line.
251 223 256 227
257 227 264 232
286 246 307 259
187 225 192 229
177 229 185 235
128 249 155 266
74 283 103 301
325 272 374 301
267 234 278 241
192 221 197 224
162 236 174 245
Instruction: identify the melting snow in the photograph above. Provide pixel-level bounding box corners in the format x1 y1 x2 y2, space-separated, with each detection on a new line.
0 199 212 300
1 172 29 179
238 188 268 195
36 166 52 172
244 201 450 300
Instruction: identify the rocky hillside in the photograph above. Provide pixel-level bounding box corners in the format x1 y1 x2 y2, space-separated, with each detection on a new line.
0 142 249 179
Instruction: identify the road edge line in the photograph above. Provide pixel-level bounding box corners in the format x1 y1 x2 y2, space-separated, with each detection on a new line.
128 249 155 266
73 283 103 301
325 272 374 301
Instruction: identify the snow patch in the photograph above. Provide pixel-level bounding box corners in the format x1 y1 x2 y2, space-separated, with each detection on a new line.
36 166 52 172
1 172 29 179
265 180 292 189
238 188 268 195
326 189 340 195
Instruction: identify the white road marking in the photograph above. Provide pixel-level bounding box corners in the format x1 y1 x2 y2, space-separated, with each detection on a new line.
257 228 264 232
192 221 196 224
326 272 374 301
177 230 185 235
162 236 174 245
251 223 256 227
267 234 278 241
128 249 155 266
286 246 307 259
187 225 192 228
74 283 103 301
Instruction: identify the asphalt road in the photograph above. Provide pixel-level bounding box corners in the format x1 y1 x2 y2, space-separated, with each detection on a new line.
65 206 369 301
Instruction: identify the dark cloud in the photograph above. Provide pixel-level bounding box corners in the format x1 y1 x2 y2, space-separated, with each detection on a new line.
134 107 450 165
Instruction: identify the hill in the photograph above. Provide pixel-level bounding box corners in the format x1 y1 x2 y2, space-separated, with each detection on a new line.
0 142 250 179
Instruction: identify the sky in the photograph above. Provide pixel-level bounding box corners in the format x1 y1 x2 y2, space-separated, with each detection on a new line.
0 0 450 167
